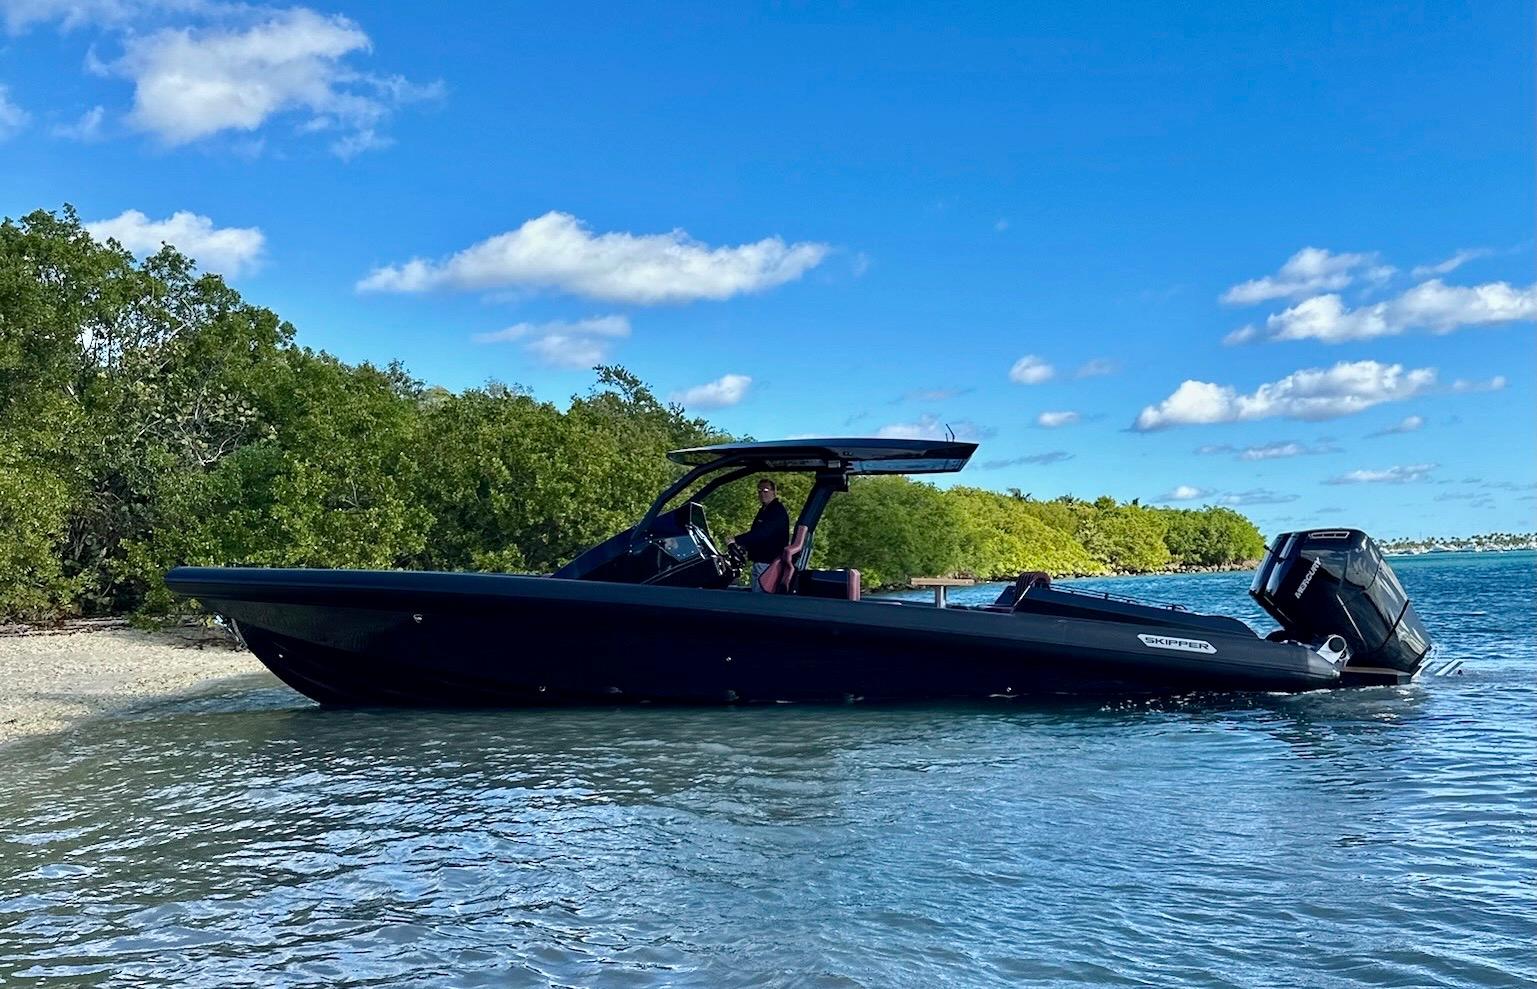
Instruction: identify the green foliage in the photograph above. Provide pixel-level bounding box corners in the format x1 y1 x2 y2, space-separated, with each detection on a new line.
947 487 1104 578
1013 496 1086 536
1 205 307 613
408 371 722 574
0 205 1276 617
0 447 77 619
1077 503 1172 573
813 476 965 588
1158 506 1266 567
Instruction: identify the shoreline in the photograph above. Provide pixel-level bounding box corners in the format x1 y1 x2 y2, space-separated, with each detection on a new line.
0 622 268 747
1384 546 1537 557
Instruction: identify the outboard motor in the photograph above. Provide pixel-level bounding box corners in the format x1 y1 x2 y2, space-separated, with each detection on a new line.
1251 529 1433 686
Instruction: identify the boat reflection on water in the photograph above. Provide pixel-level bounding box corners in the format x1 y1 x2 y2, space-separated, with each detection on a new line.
36 676 1438 830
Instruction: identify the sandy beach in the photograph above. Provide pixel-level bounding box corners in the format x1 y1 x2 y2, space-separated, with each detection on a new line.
0 621 269 746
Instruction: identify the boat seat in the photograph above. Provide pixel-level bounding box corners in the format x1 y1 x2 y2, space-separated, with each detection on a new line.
796 568 862 601
992 571 1052 609
757 557 794 593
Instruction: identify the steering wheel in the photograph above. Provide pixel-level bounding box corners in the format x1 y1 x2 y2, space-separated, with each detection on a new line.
682 502 743 585
717 540 746 584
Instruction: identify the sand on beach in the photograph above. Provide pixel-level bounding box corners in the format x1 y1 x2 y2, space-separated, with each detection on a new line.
0 622 270 745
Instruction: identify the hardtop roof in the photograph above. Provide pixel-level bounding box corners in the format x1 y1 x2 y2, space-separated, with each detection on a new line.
666 438 977 475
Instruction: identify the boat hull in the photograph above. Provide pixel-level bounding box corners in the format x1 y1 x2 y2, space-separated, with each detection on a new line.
167 567 1344 705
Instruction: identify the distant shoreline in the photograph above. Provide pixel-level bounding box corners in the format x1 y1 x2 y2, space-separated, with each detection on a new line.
1384 545 1537 557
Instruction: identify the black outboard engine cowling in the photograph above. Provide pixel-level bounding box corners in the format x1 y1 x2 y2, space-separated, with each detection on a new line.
1250 529 1432 686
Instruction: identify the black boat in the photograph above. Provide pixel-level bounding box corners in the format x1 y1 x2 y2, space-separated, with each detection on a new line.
166 438 1433 705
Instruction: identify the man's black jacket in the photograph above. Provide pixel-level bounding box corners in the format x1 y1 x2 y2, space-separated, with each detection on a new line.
735 500 790 563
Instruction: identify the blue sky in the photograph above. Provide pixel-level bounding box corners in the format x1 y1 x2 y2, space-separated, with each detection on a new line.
1 1 1532 539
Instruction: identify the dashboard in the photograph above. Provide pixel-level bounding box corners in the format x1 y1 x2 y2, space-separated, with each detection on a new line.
643 502 738 588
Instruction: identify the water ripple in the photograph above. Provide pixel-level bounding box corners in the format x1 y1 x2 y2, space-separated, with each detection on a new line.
1 554 1533 987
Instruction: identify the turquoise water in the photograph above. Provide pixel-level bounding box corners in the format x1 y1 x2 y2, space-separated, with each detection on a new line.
1 553 1532 987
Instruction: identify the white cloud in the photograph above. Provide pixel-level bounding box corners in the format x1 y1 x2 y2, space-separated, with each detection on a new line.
1156 484 1300 506
1158 485 1212 502
1133 360 1437 431
1365 279 1531 334
1237 442 1302 461
1221 247 1380 305
1036 410 1079 428
1008 354 1054 385
328 127 392 159
1235 439 1321 461
0 84 29 139
1326 463 1437 485
1368 415 1424 437
876 414 987 441
1216 489 1300 507
358 211 829 304
1451 375 1506 393
85 208 264 275
109 7 436 155
897 386 972 403
1411 248 1491 279
472 315 629 369
1074 357 1118 378
1230 279 1536 344
670 373 752 410
2 0 142 34
51 104 104 140
1195 440 1338 459
977 451 1073 469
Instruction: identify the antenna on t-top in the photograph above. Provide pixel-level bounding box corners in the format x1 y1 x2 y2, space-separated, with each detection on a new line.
944 423 956 442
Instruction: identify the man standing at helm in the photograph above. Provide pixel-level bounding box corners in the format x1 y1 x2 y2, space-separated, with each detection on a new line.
728 478 790 591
